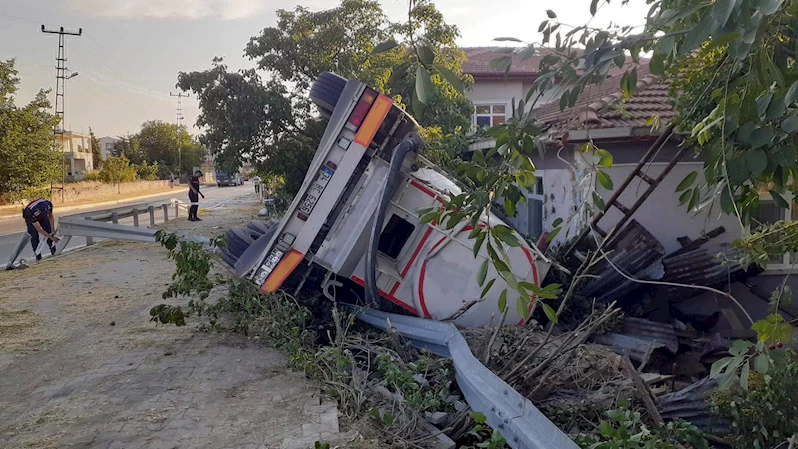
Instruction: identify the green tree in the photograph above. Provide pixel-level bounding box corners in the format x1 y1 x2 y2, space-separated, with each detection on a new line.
0 59 61 203
89 127 102 169
136 120 204 177
112 134 146 165
99 155 138 192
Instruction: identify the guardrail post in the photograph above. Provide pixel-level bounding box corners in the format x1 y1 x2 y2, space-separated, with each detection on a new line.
174 203 179 217
84 217 94 246
53 235 71 256
6 233 31 268
163 204 169 221
149 206 155 226
132 208 139 227
111 211 118 224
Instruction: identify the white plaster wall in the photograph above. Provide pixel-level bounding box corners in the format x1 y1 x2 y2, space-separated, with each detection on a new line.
467 81 525 115
594 163 742 253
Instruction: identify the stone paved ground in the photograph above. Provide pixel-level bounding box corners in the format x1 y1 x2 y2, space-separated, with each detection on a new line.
0 201 360 449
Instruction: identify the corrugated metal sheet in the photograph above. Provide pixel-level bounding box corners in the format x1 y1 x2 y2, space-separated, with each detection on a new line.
591 333 667 363
623 317 679 353
662 246 758 302
580 220 665 302
658 378 730 434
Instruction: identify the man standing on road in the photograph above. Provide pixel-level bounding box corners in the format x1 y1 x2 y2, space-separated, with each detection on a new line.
252 175 261 193
22 198 60 260
188 170 205 222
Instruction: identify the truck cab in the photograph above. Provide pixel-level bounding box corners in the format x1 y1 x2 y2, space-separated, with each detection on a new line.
225 72 550 327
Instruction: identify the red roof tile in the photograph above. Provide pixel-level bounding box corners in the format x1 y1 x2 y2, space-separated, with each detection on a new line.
534 62 675 132
462 47 631 79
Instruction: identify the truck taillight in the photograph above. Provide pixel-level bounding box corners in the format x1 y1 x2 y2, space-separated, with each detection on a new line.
348 89 377 129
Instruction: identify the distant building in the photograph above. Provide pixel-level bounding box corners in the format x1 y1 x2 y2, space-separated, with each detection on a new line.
55 131 94 179
97 136 121 160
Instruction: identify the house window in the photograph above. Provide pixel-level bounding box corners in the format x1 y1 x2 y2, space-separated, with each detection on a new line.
527 175 544 239
474 104 506 128
379 214 416 259
751 196 798 268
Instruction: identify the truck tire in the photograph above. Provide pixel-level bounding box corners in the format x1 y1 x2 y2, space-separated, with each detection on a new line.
224 226 257 257
222 219 280 269
309 72 347 113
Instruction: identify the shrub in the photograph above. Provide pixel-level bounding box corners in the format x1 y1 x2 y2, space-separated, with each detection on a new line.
99 156 138 184
135 161 159 181
83 172 102 182
574 406 708 449
710 350 798 449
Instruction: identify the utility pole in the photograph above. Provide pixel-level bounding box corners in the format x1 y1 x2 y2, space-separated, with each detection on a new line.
42 25 82 202
170 92 189 183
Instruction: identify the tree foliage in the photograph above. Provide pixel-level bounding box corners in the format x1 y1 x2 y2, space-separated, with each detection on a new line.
0 59 61 203
99 155 138 187
112 122 205 179
136 120 205 177
89 127 102 169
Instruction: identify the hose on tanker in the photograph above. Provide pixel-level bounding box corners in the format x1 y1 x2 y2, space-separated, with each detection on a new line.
364 133 423 305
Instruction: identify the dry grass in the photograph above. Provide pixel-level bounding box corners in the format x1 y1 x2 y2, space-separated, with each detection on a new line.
0 309 49 353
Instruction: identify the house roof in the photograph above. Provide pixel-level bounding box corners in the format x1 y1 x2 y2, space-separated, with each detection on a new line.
462 47 631 80
534 63 674 135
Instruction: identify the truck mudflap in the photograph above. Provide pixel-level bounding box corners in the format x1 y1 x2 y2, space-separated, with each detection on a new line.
351 307 580 449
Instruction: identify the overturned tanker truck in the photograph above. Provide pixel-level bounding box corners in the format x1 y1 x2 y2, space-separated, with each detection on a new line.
222 72 551 327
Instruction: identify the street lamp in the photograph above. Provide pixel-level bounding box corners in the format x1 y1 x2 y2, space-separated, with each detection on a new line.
66 71 79 80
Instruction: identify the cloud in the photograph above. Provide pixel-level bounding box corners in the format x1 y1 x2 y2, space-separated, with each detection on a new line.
68 0 268 20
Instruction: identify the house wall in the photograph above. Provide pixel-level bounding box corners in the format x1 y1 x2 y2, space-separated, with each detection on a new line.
587 141 742 253
467 80 559 118
97 137 120 160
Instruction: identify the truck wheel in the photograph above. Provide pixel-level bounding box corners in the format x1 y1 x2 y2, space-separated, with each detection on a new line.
223 219 280 268
309 72 347 114
224 226 257 257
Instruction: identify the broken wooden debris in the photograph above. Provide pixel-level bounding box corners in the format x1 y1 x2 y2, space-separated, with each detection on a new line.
622 355 664 426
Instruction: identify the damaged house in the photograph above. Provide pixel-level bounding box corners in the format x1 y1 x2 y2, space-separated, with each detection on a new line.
460 51 797 347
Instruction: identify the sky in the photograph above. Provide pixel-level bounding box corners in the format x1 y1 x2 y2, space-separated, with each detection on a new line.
0 0 653 138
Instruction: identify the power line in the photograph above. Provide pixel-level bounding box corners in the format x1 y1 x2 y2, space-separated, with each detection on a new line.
85 33 138 78
0 11 39 24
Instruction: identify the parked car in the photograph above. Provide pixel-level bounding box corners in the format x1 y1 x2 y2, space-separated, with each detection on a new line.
216 172 242 187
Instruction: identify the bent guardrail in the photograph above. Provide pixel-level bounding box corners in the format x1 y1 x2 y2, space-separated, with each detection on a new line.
351 308 579 449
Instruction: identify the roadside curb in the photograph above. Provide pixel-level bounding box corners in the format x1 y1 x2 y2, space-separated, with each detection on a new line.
0 187 190 221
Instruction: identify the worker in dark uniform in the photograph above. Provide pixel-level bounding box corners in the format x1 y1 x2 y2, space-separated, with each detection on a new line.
188 170 205 221
22 198 59 260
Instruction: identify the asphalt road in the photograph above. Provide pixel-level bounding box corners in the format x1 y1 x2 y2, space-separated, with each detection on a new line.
1 184 256 266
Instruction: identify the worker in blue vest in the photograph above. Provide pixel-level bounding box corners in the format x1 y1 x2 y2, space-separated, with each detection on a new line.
188 170 205 221
22 198 59 260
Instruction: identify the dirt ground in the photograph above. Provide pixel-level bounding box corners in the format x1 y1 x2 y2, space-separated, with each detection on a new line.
0 201 361 449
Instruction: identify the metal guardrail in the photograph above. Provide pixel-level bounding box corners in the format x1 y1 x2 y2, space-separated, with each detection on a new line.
6 202 184 268
352 308 579 449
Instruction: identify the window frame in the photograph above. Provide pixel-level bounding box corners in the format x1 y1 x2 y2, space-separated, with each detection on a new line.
526 173 545 239
473 103 508 129
752 192 796 271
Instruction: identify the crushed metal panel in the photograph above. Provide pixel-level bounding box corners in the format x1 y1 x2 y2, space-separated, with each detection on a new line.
622 317 679 353
591 333 668 363
658 377 730 434
662 246 758 302
580 220 665 302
